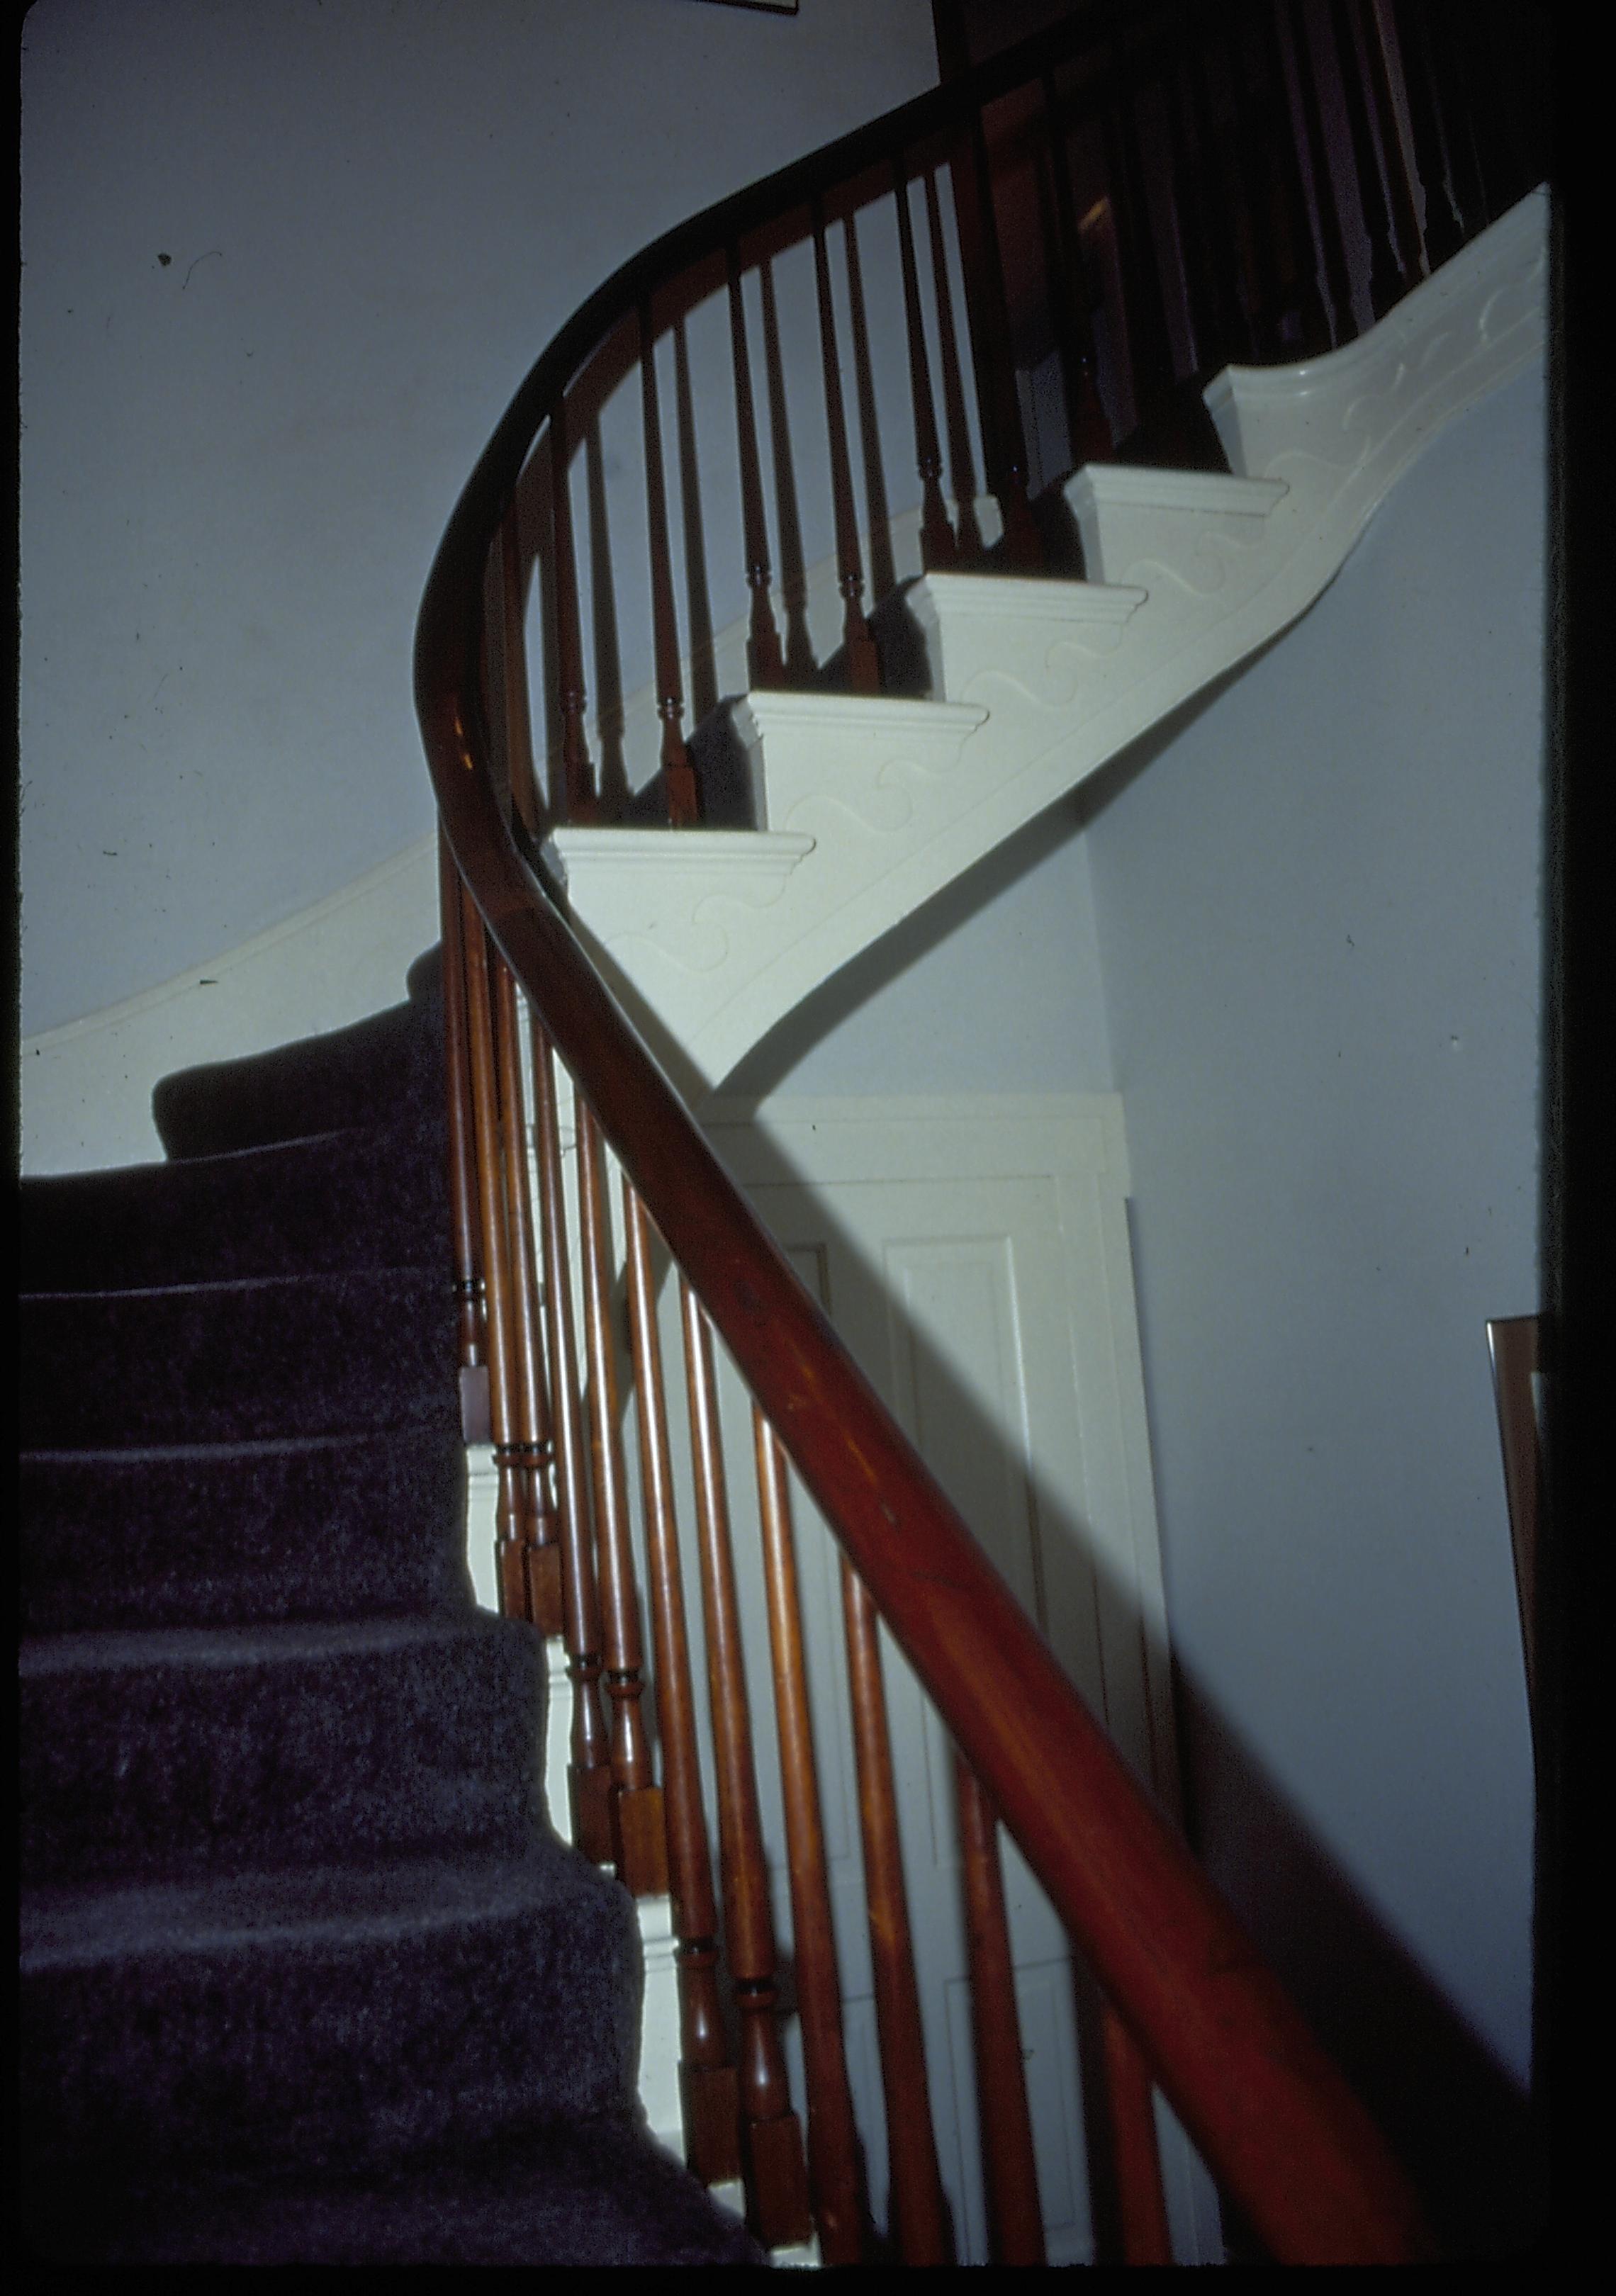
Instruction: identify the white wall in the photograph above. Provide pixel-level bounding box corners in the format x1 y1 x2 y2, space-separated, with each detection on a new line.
724 791 1114 1100
1084 360 1544 2122
19 0 939 1037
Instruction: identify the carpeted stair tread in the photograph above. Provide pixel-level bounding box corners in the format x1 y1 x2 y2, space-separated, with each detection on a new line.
20 1118 447 1292
20 1426 471 1635
20 1265 459 1447
21 959 763 2261
154 994 444 1160
21 1611 548 1884
21 1846 642 2180
25 2114 766 2266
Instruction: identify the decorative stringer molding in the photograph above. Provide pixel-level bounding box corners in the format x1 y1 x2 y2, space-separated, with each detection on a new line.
547 191 1546 1096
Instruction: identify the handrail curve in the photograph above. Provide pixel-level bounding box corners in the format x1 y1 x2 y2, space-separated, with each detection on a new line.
415 3 1542 2260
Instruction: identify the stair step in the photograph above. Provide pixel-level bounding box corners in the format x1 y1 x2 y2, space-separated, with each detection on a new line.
19 1266 459 1448
19 1118 447 1292
154 991 444 1159
21 1612 547 1884
21 1847 641 2185
730 690 989 835
21 1426 471 1636
1062 464 1289 585
23 2112 763 2266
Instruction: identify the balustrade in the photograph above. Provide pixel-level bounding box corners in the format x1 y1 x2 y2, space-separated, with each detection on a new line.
420 0 1542 2261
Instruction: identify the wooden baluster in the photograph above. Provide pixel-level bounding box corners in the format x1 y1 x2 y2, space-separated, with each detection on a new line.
1328 0 1410 318
1282 0 1357 347
1100 69 1179 441
639 298 700 826
1387 0 1466 269
1036 76 1114 472
1230 0 1331 358
955 1759 1045 2266
1101 2001 1174 2266
1448 2 1537 222
456 879 527 1619
958 110 1043 568
622 1183 742 2187
726 245 786 692
1420 1 1491 240
1160 35 1238 383
756 256 818 687
893 153 956 570
528 1018 614 1864
438 833 488 1441
498 503 541 837
549 392 597 823
490 949 563 1635
841 207 896 607
1183 30 1266 366
754 1414 867 2266
1225 8 1292 361
576 1096 667 1896
681 1282 812 2248
923 167 984 562
1354 0 1427 288
810 196 881 697
841 1557 950 2263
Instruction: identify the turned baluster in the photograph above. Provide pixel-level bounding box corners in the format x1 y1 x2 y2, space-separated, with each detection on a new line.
955 1759 1044 2265
455 879 527 1616
490 950 563 1635
621 1183 742 2186
498 504 542 835
1241 0 1335 360
1447 3 1536 221
1327 0 1410 318
1160 33 1240 382
754 1414 866 2265
893 153 955 570
756 255 818 685
958 108 1042 568
549 391 597 823
841 1557 950 2263
1099 68 1179 439
576 1097 667 1895
528 1018 614 1864
1420 1 1492 240
1354 0 1427 289
1386 0 1466 269
841 207 896 605
639 298 700 826
811 196 881 697
681 1283 813 2249
726 245 786 692
1282 0 1358 347
1182 31 1265 366
1101 2000 1174 2266
438 834 487 1439
1036 77 1114 472
923 167 984 561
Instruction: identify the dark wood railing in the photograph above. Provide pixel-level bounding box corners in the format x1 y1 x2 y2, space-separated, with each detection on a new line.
417 1 1544 2263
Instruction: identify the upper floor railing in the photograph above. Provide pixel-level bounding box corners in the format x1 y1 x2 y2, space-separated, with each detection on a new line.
416 0 1545 2262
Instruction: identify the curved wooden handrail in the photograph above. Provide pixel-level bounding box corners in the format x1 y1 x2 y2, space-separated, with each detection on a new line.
416 12 1453 2263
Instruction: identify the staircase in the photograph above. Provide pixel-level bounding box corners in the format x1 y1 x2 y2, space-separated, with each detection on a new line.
547 191 1547 1094
18 960 761 2264
20 0 1547 2266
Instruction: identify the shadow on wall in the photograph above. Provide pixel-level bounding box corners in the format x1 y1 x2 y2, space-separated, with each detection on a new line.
1173 1677 1544 2261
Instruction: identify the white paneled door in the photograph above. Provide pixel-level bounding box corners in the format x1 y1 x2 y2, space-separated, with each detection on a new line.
695 1095 1221 2266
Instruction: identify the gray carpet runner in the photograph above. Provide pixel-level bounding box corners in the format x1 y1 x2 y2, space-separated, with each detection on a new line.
17 952 764 2265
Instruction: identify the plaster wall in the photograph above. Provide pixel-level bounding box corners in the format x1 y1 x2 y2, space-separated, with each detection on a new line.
724 794 1115 1100
19 0 940 1037
1084 356 1546 2100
